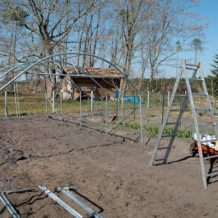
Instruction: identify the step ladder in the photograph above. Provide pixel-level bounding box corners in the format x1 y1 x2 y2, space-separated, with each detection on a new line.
149 61 218 189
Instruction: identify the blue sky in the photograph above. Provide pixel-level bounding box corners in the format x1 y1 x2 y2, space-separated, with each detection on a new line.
188 0 218 75
159 0 218 78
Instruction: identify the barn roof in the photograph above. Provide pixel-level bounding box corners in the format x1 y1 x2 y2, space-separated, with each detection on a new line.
63 67 124 79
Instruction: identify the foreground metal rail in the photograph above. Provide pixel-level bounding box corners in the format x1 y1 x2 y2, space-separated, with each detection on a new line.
0 192 20 218
0 188 35 218
39 186 83 218
57 187 103 218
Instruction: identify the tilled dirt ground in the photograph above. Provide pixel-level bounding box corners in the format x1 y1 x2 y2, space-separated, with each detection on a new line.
0 115 218 218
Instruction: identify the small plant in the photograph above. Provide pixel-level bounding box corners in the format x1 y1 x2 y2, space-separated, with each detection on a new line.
113 120 192 138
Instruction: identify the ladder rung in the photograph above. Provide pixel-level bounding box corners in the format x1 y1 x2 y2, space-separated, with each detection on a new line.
154 158 165 162
195 108 211 113
166 122 179 125
206 172 218 178
189 78 203 82
170 109 182 112
174 95 186 98
204 155 218 160
192 93 207 96
186 63 198 67
186 67 198 70
157 147 169 150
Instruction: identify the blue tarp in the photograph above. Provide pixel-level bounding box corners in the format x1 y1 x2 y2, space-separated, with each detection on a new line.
123 96 141 104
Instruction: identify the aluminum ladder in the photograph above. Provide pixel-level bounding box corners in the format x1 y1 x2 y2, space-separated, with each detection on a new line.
149 61 218 189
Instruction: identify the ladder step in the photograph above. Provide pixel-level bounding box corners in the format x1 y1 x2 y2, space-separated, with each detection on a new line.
189 78 203 82
174 95 186 98
157 147 169 150
206 172 218 178
166 122 179 125
154 158 165 162
186 63 199 67
204 155 218 160
170 109 182 112
192 93 207 96
195 108 211 113
186 67 198 70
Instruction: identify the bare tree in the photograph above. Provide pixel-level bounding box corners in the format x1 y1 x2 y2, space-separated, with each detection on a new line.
1 0 95 96
145 0 204 91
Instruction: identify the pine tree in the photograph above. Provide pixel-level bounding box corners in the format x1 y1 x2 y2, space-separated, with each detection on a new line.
211 54 218 77
191 38 202 64
209 54 218 96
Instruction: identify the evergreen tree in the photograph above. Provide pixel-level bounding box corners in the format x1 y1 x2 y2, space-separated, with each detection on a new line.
191 38 202 64
211 54 218 77
209 54 218 96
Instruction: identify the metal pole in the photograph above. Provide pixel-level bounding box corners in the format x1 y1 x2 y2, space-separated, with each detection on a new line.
57 187 103 218
134 91 136 121
15 83 20 116
121 96 124 115
147 90 150 109
14 83 18 117
116 96 118 118
39 186 83 218
45 92 48 113
80 91 82 128
0 193 20 218
161 91 165 124
105 92 108 134
4 91 8 117
91 91 93 113
139 95 144 144
167 90 170 107
60 91 63 116
52 90 55 113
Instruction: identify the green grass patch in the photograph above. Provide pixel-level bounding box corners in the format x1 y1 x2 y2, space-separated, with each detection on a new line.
113 120 192 138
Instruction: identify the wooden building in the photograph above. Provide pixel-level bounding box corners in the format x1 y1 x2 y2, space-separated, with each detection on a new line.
61 67 124 100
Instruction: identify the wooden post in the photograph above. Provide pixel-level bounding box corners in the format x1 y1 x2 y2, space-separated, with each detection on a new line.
147 91 150 109
121 96 124 115
4 91 8 117
90 91 93 113
167 91 170 106
105 92 108 133
60 91 63 115
52 91 55 113
45 92 48 113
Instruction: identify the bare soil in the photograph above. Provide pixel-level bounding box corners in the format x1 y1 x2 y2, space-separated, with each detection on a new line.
0 115 218 218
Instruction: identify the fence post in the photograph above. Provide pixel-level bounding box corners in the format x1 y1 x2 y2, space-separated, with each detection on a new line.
14 83 18 117
121 96 124 115
4 91 8 117
16 83 20 117
60 91 63 116
45 92 48 113
147 91 150 109
167 90 170 106
161 92 165 124
90 91 93 113
105 93 108 134
139 95 144 144
52 91 55 113
80 91 82 128
133 91 136 121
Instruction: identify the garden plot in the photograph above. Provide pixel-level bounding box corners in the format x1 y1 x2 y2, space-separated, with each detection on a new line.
0 115 218 217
